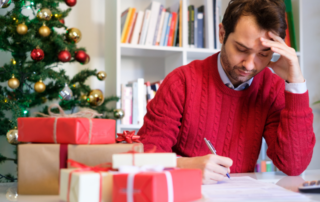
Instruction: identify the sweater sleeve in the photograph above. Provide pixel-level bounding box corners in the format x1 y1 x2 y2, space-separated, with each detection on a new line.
263 84 315 176
137 68 186 152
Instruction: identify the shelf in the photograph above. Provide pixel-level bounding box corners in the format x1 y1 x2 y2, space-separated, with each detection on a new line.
121 44 183 57
186 48 220 60
119 124 143 129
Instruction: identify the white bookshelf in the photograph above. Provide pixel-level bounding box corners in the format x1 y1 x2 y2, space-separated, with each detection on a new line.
104 0 303 133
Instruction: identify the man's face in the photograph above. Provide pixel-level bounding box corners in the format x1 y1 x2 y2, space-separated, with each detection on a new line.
219 15 274 87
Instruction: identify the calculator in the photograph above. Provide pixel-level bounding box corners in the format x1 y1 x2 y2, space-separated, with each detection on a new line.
298 180 320 193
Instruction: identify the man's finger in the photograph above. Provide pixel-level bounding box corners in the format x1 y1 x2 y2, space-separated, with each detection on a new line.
210 155 233 167
203 168 225 182
206 162 229 176
268 31 286 44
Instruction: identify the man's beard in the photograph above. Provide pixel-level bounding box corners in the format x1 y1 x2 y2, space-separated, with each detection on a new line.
220 46 257 84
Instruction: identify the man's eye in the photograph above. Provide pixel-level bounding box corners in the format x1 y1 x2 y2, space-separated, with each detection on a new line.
237 48 247 52
260 53 268 57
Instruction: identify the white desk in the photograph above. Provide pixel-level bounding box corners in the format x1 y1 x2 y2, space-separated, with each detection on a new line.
1 169 319 202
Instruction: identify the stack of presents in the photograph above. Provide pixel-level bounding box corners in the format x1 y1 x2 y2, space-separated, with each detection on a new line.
16 105 202 202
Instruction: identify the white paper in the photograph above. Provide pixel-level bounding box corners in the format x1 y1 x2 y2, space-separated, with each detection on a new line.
202 176 311 202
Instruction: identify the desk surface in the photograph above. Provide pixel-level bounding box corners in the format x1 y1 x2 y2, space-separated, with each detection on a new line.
1 170 320 202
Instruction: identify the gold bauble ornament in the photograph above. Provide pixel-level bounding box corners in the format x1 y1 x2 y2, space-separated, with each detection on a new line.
39 23 51 37
66 28 82 43
16 23 28 35
6 187 18 201
6 128 18 144
37 8 52 21
96 71 107 81
8 75 20 89
34 80 46 93
87 89 104 106
11 58 16 65
113 109 125 119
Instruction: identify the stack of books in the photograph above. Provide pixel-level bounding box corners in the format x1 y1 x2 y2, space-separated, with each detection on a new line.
120 1 182 47
121 79 163 125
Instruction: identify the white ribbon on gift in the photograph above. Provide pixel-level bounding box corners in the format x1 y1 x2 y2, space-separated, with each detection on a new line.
119 165 174 202
37 103 102 144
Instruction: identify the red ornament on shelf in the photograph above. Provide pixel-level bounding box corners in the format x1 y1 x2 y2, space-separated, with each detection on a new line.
59 19 65 24
75 50 87 64
58 50 71 62
65 0 76 7
31 48 44 61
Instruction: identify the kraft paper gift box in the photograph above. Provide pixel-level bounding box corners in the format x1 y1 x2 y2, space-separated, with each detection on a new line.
18 143 143 195
60 169 114 202
112 169 202 202
112 153 177 169
17 117 116 144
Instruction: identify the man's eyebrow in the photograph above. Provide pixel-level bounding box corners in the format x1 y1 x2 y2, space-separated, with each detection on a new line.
235 41 271 51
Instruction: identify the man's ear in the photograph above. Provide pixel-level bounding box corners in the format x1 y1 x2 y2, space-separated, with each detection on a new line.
219 23 225 44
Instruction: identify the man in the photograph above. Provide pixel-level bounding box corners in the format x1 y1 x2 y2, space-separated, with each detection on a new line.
137 0 315 184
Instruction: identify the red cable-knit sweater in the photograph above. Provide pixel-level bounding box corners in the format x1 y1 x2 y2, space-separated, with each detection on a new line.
138 52 315 175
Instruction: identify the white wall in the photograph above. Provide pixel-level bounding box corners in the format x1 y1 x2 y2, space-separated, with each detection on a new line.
303 0 320 170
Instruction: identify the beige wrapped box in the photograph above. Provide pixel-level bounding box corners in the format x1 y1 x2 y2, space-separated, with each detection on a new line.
18 143 143 195
112 153 177 169
60 169 113 202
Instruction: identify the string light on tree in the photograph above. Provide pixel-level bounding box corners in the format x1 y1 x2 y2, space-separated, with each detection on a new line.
11 58 16 65
59 19 65 24
8 75 20 89
37 8 52 21
66 28 81 43
16 23 28 35
58 49 71 62
0 0 11 8
31 47 44 61
39 23 51 37
65 0 77 7
87 89 104 106
34 80 46 93
97 71 107 81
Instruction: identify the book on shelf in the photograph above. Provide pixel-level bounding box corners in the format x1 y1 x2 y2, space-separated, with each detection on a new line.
145 1 162 46
121 79 163 126
167 12 177 46
194 8 198 48
160 12 170 46
163 13 172 46
139 9 151 45
188 5 195 48
173 9 180 47
121 7 136 43
284 0 297 51
127 12 138 43
154 8 166 46
131 11 144 45
284 13 291 47
204 0 214 49
197 6 204 48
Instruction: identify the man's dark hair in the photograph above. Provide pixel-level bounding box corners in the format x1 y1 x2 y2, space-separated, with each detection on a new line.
222 0 287 44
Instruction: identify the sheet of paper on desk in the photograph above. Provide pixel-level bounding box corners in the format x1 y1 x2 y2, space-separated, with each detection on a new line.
202 176 311 202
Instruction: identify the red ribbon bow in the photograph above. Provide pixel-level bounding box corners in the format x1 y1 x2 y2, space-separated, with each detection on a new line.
66 159 115 202
116 130 141 143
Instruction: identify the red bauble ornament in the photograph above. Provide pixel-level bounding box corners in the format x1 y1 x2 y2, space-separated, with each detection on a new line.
58 50 71 62
65 0 77 7
75 50 87 63
59 19 65 24
83 54 90 64
31 48 44 61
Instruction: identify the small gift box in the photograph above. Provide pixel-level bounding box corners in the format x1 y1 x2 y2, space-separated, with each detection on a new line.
60 160 114 202
112 169 202 202
17 104 116 144
112 153 177 169
18 143 143 195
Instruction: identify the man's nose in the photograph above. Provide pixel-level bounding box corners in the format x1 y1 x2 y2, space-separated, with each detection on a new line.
242 54 255 71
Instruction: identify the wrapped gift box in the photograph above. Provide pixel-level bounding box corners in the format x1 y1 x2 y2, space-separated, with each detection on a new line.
60 169 113 202
17 117 116 144
113 169 202 202
112 153 177 169
18 143 143 195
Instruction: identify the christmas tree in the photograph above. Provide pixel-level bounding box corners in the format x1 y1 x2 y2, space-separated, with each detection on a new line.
0 0 122 182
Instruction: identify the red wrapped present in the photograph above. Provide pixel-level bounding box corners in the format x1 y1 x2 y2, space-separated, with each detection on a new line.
112 169 202 202
17 104 116 144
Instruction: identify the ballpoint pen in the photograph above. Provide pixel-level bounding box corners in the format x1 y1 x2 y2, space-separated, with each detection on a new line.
204 138 231 179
